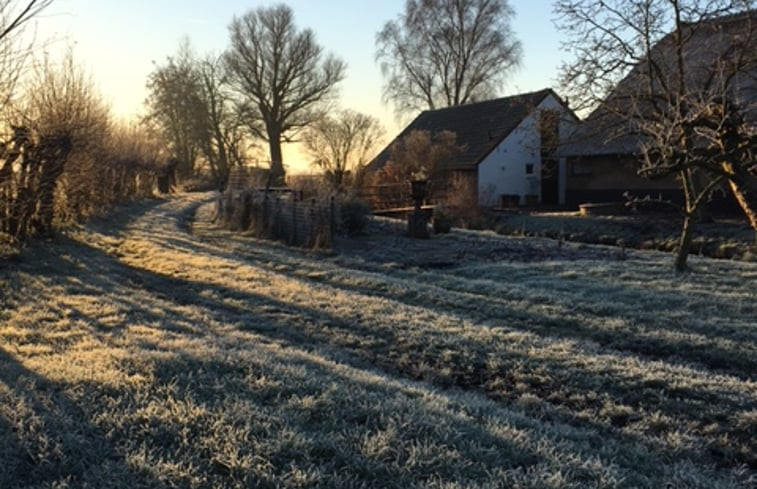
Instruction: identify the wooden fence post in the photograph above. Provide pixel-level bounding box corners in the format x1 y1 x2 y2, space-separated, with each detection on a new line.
330 196 336 242
262 191 269 237
309 198 315 247
291 193 298 245
275 196 282 240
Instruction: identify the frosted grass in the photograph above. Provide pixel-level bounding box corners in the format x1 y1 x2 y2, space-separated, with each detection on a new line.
0 193 754 488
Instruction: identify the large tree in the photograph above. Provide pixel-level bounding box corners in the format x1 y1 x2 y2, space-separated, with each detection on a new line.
556 0 757 271
376 0 522 115
224 4 345 186
302 109 384 189
145 40 205 180
195 54 251 188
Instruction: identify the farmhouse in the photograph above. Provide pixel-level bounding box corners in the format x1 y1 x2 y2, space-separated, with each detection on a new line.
561 10 757 209
368 89 577 207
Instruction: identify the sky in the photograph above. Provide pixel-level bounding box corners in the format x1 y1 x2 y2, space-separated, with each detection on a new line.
34 0 567 171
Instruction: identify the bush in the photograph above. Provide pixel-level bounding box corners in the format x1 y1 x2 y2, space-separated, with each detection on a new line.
180 176 220 193
340 198 370 235
443 175 487 229
433 206 453 234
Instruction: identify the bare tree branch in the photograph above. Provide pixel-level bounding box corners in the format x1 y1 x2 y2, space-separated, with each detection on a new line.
302 109 384 189
0 1 55 111
376 0 522 115
557 0 757 270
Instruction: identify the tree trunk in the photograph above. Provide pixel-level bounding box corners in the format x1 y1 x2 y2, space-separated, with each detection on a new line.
722 162 757 231
267 129 286 186
674 214 695 272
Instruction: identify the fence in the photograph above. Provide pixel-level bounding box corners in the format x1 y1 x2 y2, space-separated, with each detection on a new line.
359 182 449 211
218 189 336 248
225 166 270 194
359 183 410 210
1 130 73 243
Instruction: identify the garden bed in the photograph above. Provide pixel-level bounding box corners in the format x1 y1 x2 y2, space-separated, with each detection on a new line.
494 212 757 261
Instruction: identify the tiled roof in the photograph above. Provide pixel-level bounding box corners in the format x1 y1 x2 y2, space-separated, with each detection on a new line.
562 10 757 158
369 88 557 172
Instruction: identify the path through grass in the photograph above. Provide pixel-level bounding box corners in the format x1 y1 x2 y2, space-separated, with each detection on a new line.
0 193 755 488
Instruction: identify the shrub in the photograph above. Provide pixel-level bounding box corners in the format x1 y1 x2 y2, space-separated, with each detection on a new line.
180 175 220 193
433 206 453 234
443 174 488 229
340 198 370 235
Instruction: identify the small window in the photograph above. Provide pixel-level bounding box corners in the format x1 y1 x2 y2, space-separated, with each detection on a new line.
525 163 535 175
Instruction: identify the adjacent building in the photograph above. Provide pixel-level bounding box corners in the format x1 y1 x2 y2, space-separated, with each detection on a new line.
368 89 577 207
560 10 757 209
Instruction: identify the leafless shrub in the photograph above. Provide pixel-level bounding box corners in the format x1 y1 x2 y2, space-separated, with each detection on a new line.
443 174 488 229
0 51 161 246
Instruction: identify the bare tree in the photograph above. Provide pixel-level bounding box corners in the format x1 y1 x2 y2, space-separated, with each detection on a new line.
376 0 522 115
556 0 757 271
147 42 254 189
377 129 462 185
196 54 251 188
0 0 54 110
303 110 384 189
224 4 345 186
145 39 205 180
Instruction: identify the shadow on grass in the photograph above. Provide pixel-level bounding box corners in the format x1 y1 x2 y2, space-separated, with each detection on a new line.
193 229 757 381
18 234 751 473
1 248 551 486
2 195 754 480
0 347 166 488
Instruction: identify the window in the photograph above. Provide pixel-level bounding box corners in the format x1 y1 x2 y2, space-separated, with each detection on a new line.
525 163 535 175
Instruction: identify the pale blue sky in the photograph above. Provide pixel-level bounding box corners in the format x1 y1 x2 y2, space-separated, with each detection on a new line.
36 0 566 169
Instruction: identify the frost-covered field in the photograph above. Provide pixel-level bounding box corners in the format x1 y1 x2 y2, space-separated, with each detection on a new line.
0 193 755 488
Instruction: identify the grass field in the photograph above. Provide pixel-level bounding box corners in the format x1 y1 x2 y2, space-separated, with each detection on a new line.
0 193 755 488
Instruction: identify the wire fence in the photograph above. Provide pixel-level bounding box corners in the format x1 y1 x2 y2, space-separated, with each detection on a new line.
217 189 336 248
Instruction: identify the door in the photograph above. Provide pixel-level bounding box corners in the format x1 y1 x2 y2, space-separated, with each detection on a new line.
541 158 559 205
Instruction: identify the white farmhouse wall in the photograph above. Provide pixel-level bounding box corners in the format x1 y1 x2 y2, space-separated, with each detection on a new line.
477 95 575 205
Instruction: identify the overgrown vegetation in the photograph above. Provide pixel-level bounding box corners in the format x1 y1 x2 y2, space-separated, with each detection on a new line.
0 52 162 251
1 193 754 488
